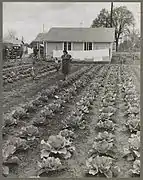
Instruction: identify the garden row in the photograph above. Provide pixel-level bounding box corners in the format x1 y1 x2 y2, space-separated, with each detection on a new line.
85 65 120 178
3 63 56 85
120 65 140 177
32 65 111 177
2 64 105 176
1 64 104 176
2 65 95 139
2 64 140 178
2 65 92 124
84 64 140 178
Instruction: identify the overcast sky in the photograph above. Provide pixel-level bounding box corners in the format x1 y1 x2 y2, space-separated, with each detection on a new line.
3 2 141 43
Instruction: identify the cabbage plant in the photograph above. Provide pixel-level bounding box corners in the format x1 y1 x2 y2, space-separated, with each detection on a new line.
12 107 28 119
129 160 140 176
37 157 64 175
19 125 39 140
4 113 17 127
125 118 140 132
40 135 75 160
123 131 140 160
86 155 118 178
97 120 115 131
95 131 115 142
2 137 29 163
88 139 115 157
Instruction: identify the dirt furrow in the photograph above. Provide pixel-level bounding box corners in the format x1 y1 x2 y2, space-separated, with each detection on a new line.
5 65 104 178
3 65 83 114
54 65 112 178
114 65 132 177
2 63 140 178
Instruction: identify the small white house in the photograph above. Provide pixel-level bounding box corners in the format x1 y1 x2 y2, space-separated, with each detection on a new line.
32 27 115 61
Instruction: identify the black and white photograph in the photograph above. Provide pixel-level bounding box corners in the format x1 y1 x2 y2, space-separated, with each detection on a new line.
2 2 140 178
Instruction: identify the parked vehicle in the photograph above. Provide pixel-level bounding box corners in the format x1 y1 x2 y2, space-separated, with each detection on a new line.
7 45 23 59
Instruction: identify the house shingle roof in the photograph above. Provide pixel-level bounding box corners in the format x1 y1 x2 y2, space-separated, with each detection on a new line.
33 27 115 43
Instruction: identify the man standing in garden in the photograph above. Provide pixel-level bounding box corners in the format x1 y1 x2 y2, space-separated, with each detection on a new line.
61 50 72 80
31 47 38 80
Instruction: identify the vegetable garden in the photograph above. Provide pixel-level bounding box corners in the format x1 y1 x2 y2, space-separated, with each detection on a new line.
2 60 140 178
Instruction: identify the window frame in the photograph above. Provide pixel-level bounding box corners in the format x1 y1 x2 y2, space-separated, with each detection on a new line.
68 42 71 51
63 42 67 51
63 42 72 51
84 42 93 51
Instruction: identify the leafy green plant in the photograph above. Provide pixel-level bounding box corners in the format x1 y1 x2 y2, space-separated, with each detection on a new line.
125 118 140 132
37 157 64 175
97 120 115 131
129 160 140 176
58 129 74 140
86 155 119 178
4 113 17 127
48 101 62 113
123 131 140 160
40 106 54 119
88 139 115 157
99 106 116 114
126 106 139 116
19 125 39 140
32 97 43 107
98 112 114 122
2 165 9 177
128 132 140 158
38 95 49 103
3 156 20 165
40 135 75 160
95 131 115 142
24 101 37 113
2 137 29 163
12 107 28 119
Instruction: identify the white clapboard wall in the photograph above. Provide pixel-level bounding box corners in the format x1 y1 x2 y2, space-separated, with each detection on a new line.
53 49 110 61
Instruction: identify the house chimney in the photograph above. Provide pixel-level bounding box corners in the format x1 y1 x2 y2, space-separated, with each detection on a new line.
80 21 84 28
43 24 45 33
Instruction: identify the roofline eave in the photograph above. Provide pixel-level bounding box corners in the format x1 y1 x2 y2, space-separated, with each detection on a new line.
41 40 115 43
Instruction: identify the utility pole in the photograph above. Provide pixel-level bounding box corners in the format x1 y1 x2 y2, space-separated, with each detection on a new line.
80 21 84 50
110 2 113 27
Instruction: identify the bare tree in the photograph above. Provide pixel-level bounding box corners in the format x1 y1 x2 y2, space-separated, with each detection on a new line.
4 29 18 40
91 6 135 51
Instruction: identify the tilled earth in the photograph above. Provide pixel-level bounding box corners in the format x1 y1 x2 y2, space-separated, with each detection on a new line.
3 63 84 114
2 62 140 178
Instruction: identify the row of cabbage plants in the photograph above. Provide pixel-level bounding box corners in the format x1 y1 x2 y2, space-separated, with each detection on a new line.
120 65 140 177
2 65 101 176
34 64 111 177
3 64 56 85
2 65 93 130
85 65 121 178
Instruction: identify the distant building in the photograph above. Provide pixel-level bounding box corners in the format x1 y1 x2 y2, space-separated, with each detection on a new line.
31 27 115 61
3 37 23 46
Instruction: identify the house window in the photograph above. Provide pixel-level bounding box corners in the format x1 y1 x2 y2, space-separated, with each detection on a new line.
84 42 92 50
89 42 92 50
63 42 72 51
84 42 87 51
68 42 71 51
64 42 67 51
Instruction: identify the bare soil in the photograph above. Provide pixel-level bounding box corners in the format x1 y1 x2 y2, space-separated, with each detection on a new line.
3 64 83 114
2 62 140 178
